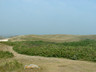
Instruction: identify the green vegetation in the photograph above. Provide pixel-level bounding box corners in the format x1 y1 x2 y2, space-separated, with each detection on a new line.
2 39 96 62
0 51 13 58
9 34 96 42
0 60 23 72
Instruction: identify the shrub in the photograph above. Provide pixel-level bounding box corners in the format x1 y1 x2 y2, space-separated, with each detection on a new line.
0 51 14 58
2 39 96 62
0 60 22 72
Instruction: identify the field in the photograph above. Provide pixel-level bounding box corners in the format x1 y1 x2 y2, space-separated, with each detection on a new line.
0 51 13 58
9 34 96 42
0 44 22 72
0 36 5 39
0 43 42 72
3 39 96 62
1 35 96 72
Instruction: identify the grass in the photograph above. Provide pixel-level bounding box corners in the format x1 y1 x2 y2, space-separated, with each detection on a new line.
0 43 41 72
9 34 96 42
0 36 5 39
0 60 23 72
0 51 14 59
1 39 96 62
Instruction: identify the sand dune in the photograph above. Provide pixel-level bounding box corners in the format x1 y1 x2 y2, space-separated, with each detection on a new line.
0 38 9 42
9 34 96 42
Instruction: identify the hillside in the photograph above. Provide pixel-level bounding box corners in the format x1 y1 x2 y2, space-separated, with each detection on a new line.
1 43 96 72
1 35 96 72
9 34 96 42
0 36 5 39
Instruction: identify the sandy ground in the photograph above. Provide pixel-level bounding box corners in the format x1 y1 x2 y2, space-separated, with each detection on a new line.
0 38 9 42
1 44 96 72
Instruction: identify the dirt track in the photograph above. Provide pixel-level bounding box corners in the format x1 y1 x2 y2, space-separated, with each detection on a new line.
0 39 9 42
1 44 96 72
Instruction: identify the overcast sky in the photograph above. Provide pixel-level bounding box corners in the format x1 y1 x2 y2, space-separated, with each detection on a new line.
0 0 96 36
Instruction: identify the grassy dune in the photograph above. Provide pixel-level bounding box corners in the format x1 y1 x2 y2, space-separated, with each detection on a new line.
0 44 13 59
0 44 22 72
0 60 23 72
0 51 13 58
9 34 96 42
0 43 41 72
3 39 96 62
1 35 96 72
1 38 96 72
0 36 5 39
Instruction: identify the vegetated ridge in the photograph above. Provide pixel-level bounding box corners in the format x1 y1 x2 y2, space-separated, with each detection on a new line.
0 36 5 39
9 34 96 42
4 39 96 62
1 39 96 72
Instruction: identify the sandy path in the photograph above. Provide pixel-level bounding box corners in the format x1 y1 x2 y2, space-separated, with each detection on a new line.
0 38 9 42
1 45 96 72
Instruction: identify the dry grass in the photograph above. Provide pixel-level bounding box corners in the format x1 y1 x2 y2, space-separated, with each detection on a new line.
0 44 42 72
0 43 96 72
1 35 96 72
0 60 22 72
9 34 96 42
0 36 5 39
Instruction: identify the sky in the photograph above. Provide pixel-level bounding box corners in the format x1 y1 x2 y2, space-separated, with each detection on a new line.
0 0 96 36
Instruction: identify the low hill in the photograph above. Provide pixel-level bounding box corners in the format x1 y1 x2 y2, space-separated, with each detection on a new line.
0 36 5 39
9 34 96 42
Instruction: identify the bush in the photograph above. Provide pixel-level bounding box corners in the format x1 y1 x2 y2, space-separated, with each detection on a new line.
0 60 22 72
0 51 14 58
2 39 96 62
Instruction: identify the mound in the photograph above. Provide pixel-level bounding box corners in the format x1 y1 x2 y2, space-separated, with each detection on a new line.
9 34 96 42
0 36 5 39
